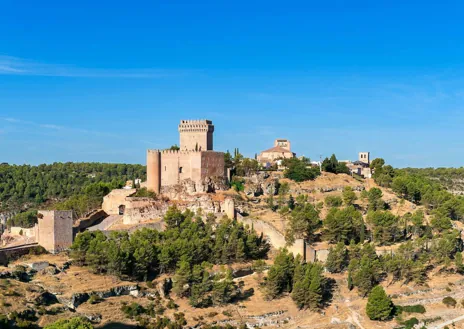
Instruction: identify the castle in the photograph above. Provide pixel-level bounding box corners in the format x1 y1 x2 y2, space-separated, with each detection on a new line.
147 120 227 194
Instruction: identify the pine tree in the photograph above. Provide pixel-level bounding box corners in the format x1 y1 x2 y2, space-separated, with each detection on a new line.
307 265 324 310
366 285 394 321
347 269 353 291
173 259 191 297
288 195 295 210
291 261 307 309
325 242 348 273
456 252 464 273
236 239 246 262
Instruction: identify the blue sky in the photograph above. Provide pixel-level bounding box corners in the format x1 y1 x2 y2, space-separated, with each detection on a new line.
1 1 463 168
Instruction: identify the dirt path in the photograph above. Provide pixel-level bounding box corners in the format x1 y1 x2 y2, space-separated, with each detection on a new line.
429 314 464 329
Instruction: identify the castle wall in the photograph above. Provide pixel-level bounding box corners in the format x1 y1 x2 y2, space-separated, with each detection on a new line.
201 152 225 179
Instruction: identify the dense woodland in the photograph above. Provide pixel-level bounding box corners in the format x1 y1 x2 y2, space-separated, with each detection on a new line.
0 162 146 212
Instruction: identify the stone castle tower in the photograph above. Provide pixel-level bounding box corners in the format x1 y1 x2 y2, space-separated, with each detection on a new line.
147 120 226 194
179 120 214 151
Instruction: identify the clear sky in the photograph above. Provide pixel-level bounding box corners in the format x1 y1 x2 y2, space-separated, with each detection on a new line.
1 1 463 168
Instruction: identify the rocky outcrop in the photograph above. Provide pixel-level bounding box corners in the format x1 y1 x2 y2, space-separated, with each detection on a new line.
244 172 278 197
55 284 139 309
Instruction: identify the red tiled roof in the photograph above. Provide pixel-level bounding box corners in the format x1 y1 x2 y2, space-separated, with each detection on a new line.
261 146 292 153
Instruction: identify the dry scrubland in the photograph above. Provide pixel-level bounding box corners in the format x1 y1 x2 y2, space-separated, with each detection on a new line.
2 173 464 329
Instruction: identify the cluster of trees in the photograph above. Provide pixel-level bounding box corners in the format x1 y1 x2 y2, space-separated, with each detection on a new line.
224 148 259 177
398 167 464 193
71 207 269 282
321 154 350 174
264 249 329 310
372 159 464 227
326 230 463 296
173 263 250 308
282 157 320 182
6 210 38 228
0 162 145 212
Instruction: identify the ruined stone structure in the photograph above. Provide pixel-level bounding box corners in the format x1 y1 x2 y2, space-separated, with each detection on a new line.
147 120 226 194
35 210 73 254
257 139 295 167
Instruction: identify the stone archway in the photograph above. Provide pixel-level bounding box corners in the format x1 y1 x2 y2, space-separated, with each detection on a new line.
118 205 126 215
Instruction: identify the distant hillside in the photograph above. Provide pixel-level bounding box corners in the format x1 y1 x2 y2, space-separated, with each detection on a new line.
397 167 464 195
0 162 146 212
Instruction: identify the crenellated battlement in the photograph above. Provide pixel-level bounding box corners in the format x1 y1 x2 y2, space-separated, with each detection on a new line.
178 119 214 133
160 149 203 155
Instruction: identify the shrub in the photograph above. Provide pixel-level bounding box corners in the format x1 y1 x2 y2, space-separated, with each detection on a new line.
88 294 103 304
166 300 178 310
443 297 457 308
325 195 343 208
398 304 426 314
121 302 146 318
222 310 233 317
44 317 93 329
402 317 419 329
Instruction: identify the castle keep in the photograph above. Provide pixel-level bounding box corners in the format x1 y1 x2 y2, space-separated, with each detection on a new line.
147 120 226 194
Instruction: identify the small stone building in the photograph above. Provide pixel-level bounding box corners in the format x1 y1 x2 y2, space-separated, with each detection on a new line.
257 139 295 167
35 210 74 253
147 120 227 194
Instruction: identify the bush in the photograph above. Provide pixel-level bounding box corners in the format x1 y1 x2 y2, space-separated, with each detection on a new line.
88 294 103 304
166 300 178 310
443 296 457 308
121 302 146 318
325 195 343 208
231 177 245 192
44 317 94 329
399 304 426 314
133 187 157 198
402 317 419 329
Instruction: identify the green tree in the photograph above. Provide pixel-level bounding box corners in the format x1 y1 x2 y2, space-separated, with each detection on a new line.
342 186 357 206
283 157 320 182
265 249 295 299
286 203 320 244
325 242 348 273
325 195 343 208
365 286 394 321
323 206 363 244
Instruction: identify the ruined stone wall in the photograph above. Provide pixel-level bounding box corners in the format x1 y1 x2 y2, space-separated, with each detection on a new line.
102 188 136 215
236 214 307 260
9 227 35 237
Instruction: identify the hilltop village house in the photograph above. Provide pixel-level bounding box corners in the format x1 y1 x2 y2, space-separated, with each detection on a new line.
147 120 227 194
257 139 295 168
